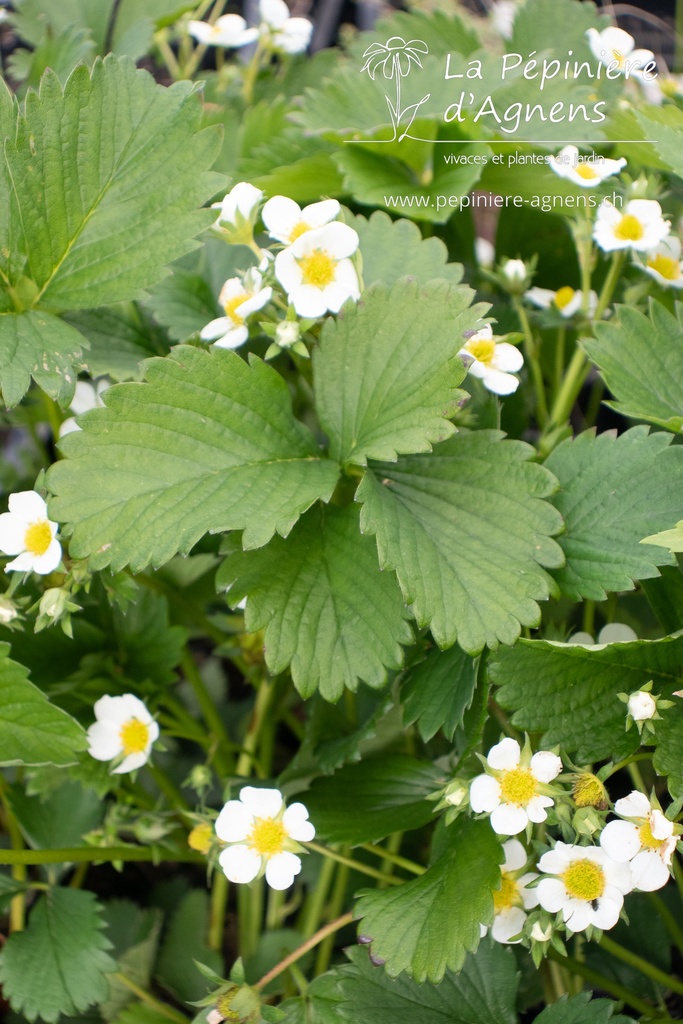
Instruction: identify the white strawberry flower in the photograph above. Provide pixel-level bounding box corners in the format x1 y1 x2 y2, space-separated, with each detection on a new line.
87 694 159 774
212 183 264 232
502 259 527 283
188 14 259 48
525 286 598 319
275 222 360 317
458 325 524 396
0 491 62 575
201 269 272 349
481 839 539 944
258 0 313 52
262 197 340 246
639 237 683 289
216 787 315 890
627 690 656 722
60 379 111 437
594 199 670 253
600 791 680 892
536 841 632 933
547 145 626 187
586 27 655 81
469 737 563 835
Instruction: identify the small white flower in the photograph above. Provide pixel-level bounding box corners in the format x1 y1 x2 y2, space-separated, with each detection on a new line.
639 237 683 289
469 737 563 835
458 325 524 396
547 145 626 187
600 791 679 892
212 183 264 231
188 14 259 48
481 839 539 944
502 258 527 283
627 690 657 722
594 199 670 253
525 286 598 318
0 491 62 575
586 27 655 81
490 0 517 40
275 222 360 318
262 197 340 245
537 842 632 933
475 237 495 268
258 0 313 52
60 379 111 437
87 694 159 774
201 269 272 349
215 786 315 890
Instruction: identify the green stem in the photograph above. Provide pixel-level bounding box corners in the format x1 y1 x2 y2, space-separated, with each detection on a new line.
601 752 652 780
181 650 233 777
235 676 272 777
673 856 683 905
599 933 683 997
114 973 189 1024
0 782 26 931
0 846 203 866
513 297 548 426
254 913 354 992
547 948 659 1018
208 871 228 953
627 760 648 794
241 38 266 105
304 842 403 886
553 325 566 402
648 890 683 958
594 251 625 322
299 854 336 938
146 764 192 823
359 843 425 875
316 858 350 975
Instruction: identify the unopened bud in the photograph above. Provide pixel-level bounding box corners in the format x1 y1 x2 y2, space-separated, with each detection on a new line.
628 690 656 721
572 773 608 810
531 921 553 942
275 321 300 348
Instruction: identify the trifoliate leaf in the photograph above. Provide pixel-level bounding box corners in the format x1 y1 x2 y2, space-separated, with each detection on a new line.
0 310 86 407
545 427 683 601
303 754 441 845
0 643 86 766
357 432 564 653
336 942 518 1024
583 302 683 432
354 818 502 983
349 211 463 288
533 993 635 1024
490 635 683 763
314 280 479 466
217 504 413 699
0 889 115 1023
401 645 478 742
47 347 339 571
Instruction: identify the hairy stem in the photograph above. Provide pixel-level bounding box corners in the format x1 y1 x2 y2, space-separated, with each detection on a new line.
114 973 189 1024
254 913 354 992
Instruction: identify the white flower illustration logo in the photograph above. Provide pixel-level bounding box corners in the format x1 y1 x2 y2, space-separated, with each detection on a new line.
361 36 430 141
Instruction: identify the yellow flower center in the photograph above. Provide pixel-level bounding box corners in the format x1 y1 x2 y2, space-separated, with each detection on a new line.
493 873 520 912
223 294 247 325
24 520 52 556
119 718 150 756
499 767 536 806
289 220 311 242
648 254 681 281
554 286 576 310
638 819 664 851
614 214 644 242
249 817 287 856
299 250 336 288
612 48 625 68
574 165 599 181
465 338 496 365
562 859 605 902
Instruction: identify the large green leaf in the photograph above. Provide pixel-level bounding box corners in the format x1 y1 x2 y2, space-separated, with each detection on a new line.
303 755 441 846
490 635 683 763
350 211 463 288
65 304 168 381
314 281 479 465
0 643 87 767
401 645 479 742
100 902 163 1022
354 818 502 982
0 310 87 407
155 891 223 1003
636 105 683 180
652 705 683 798
279 972 345 1024
533 993 635 1024
357 432 564 652
545 427 683 601
336 943 518 1024
583 302 683 432
48 347 339 571
217 504 413 700
0 889 115 1023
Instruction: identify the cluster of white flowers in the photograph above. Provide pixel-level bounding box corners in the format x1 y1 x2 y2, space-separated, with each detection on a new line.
200 182 361 352
189 0 312 55
469 739 681 944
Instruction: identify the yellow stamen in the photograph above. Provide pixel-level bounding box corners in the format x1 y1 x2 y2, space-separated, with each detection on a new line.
574 165 599 181
465 338 496 365
639 819 664 851
554 286 576 310
249 817 287 856
493 873 520 912
562 859 605 902
289 220 311 242
119 718 150 756
24 520 52 556
572 773 608 810
648 254 681 281
299 250 336 288
499 767 536 806
614 214 644 242
223 294 247 325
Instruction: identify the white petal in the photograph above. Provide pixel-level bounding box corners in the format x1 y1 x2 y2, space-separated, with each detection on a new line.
201 317 232 341
602 860 634 895
491 906 526 944
538 843 572 874
265 851 301 890
262 196 302 242
490 803 528 835
502 839 527 872
8 490 48 521
530 751 562 783
87 721 122 761
31 538 63 575
220 845 262 884
288 285 330 319
5 553 37 573
614 790 651 819
563 899 593 933
480 367 520 395
492 343 524 373
283 802 315 842
525 289 555 309
630 850 670 891
537 877 566 913
589 895 622 930
526 795 553 823
69 381 98 416
112 751 149 774
237 287 272 318
302 199 340 229
600 820 641 862
292 222 359 260
519 872 540 909
274 248 303 292
213 326 249 350
239 786 283 819
0 513 29 555
260 0 290 29
469 774 501 813
487 737 521 771
650 809 674 841
215 800 254 842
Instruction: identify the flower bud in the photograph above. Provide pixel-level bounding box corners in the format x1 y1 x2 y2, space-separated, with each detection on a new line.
275 321 300 348
502 258 527 283
444 781 468 808
531 921 553 942
628 690 656 721
0 597 18 624
572 772 608 810
39 587 68 620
